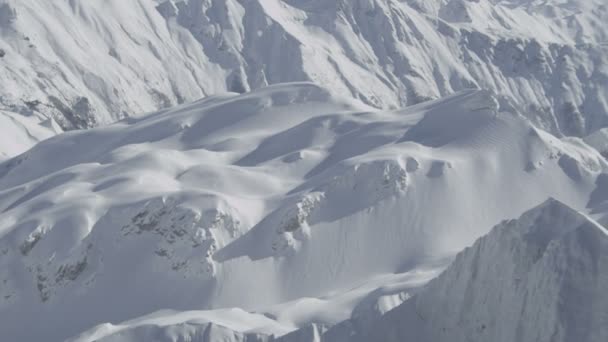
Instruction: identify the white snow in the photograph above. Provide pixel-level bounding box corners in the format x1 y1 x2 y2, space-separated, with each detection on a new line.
66 200 608 342
0 82 606 341
0 0 606 136
0 109 60 159
365 198 608 342
1 0 608 340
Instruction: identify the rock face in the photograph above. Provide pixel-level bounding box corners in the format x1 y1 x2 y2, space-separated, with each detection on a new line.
0 0 606 136
366 198 608 342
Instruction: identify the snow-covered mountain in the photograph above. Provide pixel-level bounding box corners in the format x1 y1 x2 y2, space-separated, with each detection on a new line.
1 83 607 341
363 198 608 342
0 109 60 159
1 0 606 137
69 199 608 342
2 1 608 341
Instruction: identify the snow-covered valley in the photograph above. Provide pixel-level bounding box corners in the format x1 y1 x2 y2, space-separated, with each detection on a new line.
1 0 608 341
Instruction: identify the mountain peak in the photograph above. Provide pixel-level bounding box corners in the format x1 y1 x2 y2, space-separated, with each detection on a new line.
366 198 608 342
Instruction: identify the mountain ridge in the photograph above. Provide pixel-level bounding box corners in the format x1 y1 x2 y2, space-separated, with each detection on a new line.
0 0 606 139
0 83 605 341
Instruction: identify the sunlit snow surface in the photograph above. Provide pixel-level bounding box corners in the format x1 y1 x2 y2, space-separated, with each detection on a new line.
0 110 60 160
0 0 606 137
0 83 607 341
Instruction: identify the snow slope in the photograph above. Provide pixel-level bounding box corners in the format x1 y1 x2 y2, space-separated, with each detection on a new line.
0 109 60 159
1 0 606 136
0 83 606 341
70 199 608 342
365 198 608 342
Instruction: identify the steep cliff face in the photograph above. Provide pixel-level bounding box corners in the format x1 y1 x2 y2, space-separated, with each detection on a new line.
0 0 606 136
366 198 608 342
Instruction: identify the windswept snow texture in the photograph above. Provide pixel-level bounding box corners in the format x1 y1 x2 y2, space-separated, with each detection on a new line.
0 0 607 136
0 109 60 159
0 83 607 341
365 198 608 342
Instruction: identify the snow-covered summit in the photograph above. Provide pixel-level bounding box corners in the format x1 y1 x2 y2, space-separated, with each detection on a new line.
366 198 608 342
0 82 605 341
2 0 608 340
